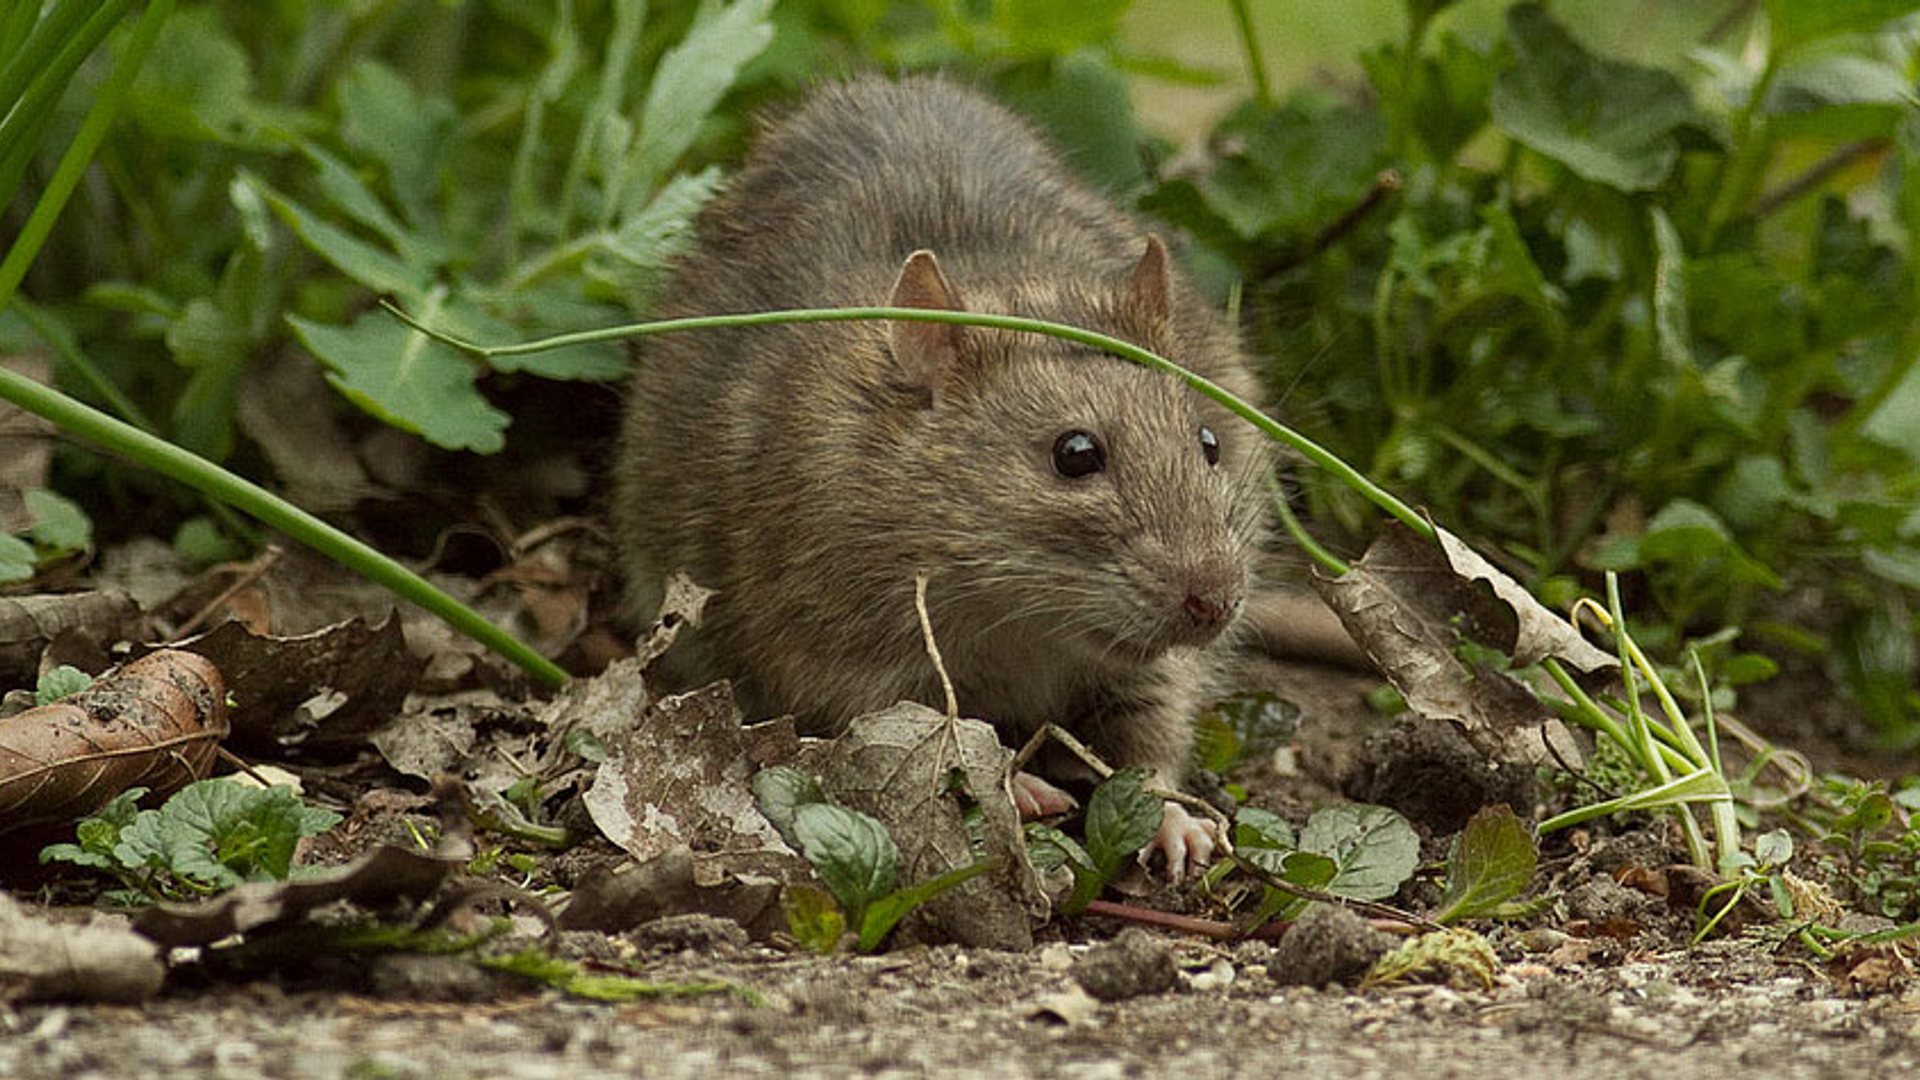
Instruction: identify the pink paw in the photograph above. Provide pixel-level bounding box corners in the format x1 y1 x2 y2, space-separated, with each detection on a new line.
1011 771 1078 818
1144 801 1216 883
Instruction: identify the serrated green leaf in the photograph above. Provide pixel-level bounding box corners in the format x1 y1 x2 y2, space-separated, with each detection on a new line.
1434 806 1538 924
792 802 898 924
23 488 90 555
34 664 93 706
586 166 723 305
1764 0 1920 53
1490 4 1701 191
289 310 508 453
994 0 1128 54
630 0 776 198
1300 804 1421 901
243 173 428 300
298 143 443 270
126 6 260 146
751 765 829 851
1083 767 1164 877
39 787 147 870
337 60 457 228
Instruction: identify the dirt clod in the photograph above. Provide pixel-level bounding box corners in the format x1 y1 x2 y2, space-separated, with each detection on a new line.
1271 902 1397 988
1072 928 1178 1001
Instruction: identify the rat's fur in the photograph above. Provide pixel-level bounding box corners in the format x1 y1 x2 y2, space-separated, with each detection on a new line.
613 76 1269 810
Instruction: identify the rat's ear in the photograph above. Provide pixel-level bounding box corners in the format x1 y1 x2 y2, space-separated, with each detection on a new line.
1123 235 1172 328
888 249 969 405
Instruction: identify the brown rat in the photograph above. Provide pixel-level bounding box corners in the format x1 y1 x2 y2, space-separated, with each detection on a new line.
612 76 1270 878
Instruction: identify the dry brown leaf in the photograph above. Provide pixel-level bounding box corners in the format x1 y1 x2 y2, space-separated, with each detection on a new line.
0 649 227 837
0 891 164 1003
1312 522 1604 761
175 612 420 755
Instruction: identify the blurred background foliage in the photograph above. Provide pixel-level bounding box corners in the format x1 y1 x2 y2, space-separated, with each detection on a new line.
3 0 1919 746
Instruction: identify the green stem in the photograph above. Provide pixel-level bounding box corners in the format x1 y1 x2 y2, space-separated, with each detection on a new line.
0 0 152 315
0 362 568 688
1269 473 1349 576
382 301 1437 543
1226 0 1273 109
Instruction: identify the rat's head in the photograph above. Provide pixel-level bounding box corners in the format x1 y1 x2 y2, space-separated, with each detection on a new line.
878 240 1269 666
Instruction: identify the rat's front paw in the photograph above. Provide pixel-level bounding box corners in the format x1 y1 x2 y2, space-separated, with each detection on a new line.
1011 771 1079 818
1144 801 1216 883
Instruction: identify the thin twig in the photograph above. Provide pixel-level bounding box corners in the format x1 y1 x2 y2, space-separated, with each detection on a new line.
1754 138 1890 219
1231 852 1445 932
1263 169 1402 276
167 545 284 640
914 570 958 721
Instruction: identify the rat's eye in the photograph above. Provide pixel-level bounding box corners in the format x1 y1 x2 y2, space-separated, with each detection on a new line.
1199 426 1220 467
1053 430 1105 478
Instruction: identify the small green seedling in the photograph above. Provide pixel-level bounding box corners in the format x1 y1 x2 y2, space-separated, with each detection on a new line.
40 778 342 903
1432 805 1541 924
1023 767 1164 914
1216 803 1421 927
752 766 997 952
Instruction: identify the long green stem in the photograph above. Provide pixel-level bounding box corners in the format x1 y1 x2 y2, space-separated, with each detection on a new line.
0 0 153 314
382 301 1437 542
0 362 568 688
1226 0 1272 109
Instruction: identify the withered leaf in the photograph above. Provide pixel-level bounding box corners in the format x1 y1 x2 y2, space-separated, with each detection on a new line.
1312 522 1600 761
0 891 164 1003
582 680 792 863
176 612 421 755
0 649 227 838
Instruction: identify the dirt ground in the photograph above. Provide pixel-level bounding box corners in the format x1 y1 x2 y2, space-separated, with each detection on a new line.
3 553 1919 1079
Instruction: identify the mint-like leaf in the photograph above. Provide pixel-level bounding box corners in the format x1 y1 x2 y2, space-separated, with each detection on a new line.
1083 768 1163 877
752 766 829 851
1300 804 1421 902
792 803 898 925
1434 806 1538 924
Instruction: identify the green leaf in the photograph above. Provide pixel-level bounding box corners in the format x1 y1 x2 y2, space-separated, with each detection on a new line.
856 858 999 952
242 172 428 300
782 883 847 954
1650 207 1692 369
994 0 1129 55
23 488 90 554
1233 806 1297 851
998 49 1147 195
1490 4 1702 191
1434 806 1538 924
172 516 245 568
0 534 38 583
1833 787 1897 835
1299 804 1421 901
585 166 724 305
289 309 508 454
751 765 830 851
337 60 457 228
125 6 262 146
298 143 444 271
792 802 898 925
34 664 93 706
1192 692 1304 774
39 787 147 871
1083 767 1164 877
629 0 777 199
1194 93 1388 240
1754 828 1795 867
1361 31 1499 164
1764 0 1920 53
1024 822 1093 874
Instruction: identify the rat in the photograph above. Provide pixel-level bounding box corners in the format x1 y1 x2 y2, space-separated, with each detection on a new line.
612 75 1271 880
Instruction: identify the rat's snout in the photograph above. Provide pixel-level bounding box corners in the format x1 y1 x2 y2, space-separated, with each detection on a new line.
1176 559 1245 641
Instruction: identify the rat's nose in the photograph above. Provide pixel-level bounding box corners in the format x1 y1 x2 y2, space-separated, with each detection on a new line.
1184 590 1234 629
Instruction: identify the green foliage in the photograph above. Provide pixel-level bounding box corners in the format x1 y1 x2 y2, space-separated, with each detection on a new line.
751 765 995 952
1025 767 1166 914
1191 691 1303 781
1 488 93 583
40 779 342 902
1799 775 1920 921
1174 0 1920 741
1225 803 1420 925
1433 805 1539 923
33 663 93 705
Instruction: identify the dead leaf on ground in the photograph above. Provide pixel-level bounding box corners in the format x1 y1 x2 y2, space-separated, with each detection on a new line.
1312 521 1603 763
0 890 164 1003
235 350 379 514
175 612 421 756
795 702 1046 951
0 591 141 689
0 648 227 837
558 844 786 939
582 679 795 864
